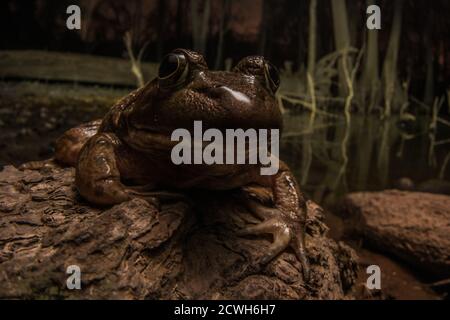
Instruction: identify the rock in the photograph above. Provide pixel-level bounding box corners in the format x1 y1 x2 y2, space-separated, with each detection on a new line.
340 190 450 278
0 161 358 299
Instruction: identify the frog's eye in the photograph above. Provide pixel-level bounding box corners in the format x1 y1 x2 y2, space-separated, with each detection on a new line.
158 52 189 89
264 61 280 93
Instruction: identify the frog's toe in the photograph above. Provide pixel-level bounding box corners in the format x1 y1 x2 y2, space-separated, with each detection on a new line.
78 177 130 206
243 198 278 219
239 218 310 280
239 198 310 280
238 217 291 263
291 234 310 281
126 189 160 208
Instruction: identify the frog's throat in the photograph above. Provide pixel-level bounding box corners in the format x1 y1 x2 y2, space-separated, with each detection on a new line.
124 125 177 153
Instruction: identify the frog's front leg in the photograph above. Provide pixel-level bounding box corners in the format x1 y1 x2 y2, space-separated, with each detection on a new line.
76 133 188 207
76 132 131 206
240 161 310 280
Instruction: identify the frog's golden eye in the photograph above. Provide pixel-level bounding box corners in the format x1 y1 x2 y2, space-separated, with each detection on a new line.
158 52 189 89
264 61 280 93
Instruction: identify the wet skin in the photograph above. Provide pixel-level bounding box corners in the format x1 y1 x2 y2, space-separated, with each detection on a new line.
55 49 309 279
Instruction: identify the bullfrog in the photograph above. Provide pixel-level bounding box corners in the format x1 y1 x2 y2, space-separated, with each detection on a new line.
55 49 309 279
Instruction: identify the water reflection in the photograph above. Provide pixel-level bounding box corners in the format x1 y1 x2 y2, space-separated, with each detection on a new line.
281 112 450 207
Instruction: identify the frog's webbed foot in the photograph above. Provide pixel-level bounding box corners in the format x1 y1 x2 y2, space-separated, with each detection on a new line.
239 198 310 281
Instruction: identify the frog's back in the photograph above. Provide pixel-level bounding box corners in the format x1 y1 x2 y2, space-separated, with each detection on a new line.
54 87 143 167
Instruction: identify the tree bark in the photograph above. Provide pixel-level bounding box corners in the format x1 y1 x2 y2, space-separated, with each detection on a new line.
0 161 358 299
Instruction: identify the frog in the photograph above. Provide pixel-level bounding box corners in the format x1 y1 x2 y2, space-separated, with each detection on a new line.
55 49 310 279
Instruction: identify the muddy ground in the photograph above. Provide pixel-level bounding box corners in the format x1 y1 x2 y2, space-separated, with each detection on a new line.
0 81 446 300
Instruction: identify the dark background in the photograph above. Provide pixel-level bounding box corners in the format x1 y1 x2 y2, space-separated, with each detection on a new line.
1 0 449 101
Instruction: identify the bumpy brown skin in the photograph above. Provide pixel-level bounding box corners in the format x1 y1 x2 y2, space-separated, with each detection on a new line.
56 49 310 279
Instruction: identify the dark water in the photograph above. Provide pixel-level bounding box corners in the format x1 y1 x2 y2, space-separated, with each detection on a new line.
281 112 450 206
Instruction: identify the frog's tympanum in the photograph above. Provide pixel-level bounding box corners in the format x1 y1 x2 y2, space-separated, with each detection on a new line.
55 49 309 279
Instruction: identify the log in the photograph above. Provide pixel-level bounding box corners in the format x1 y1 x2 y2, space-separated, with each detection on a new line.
340 190 450 278
0 161 358 299
0 50 157 87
